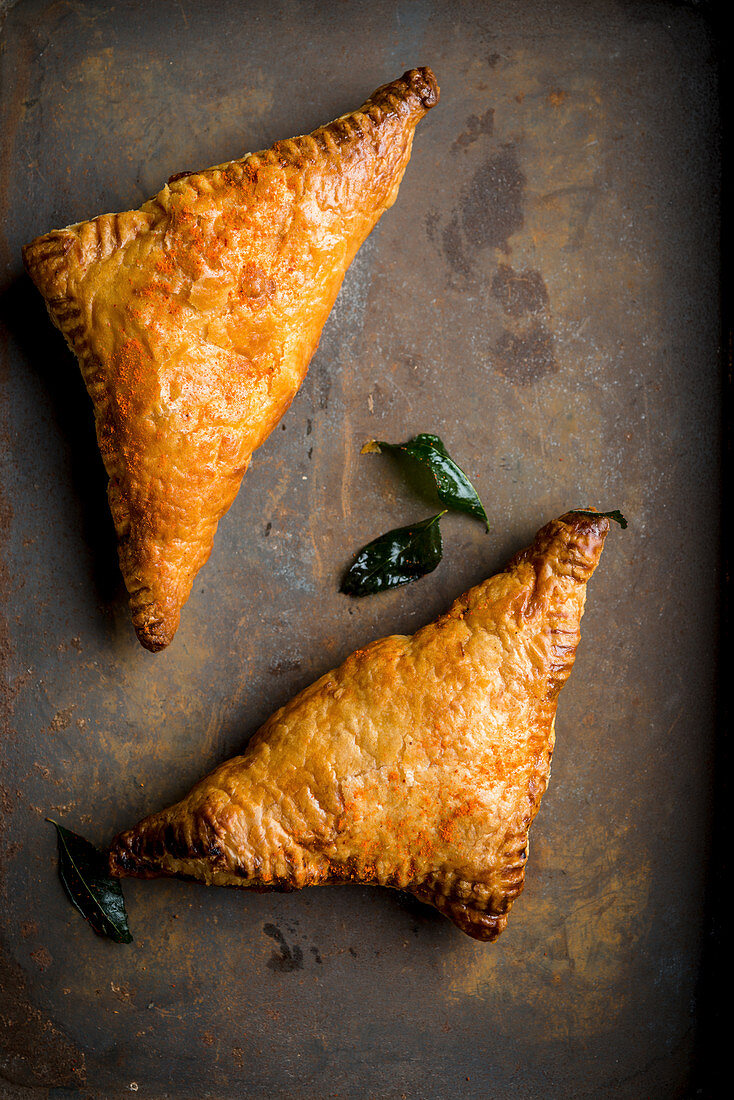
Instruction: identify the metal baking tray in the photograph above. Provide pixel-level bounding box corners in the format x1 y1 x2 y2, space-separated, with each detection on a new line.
0 1 721 1096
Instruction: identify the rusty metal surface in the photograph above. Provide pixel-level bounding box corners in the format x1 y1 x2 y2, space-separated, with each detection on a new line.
0 1 720 1097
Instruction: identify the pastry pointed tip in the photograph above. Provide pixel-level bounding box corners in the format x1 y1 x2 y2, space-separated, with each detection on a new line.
109 820 169 878
108 832 134 877
371 68 439 117
403 66 440 109
561 509 611 536
135 628 171 654
508 510 610 591
131 599 180 653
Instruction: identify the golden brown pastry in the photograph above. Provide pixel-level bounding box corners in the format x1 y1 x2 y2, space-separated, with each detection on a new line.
23 68 439 651
109 511 610 941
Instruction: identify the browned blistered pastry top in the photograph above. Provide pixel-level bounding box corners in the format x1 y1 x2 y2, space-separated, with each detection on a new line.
23 68 438 651
110 511 609 941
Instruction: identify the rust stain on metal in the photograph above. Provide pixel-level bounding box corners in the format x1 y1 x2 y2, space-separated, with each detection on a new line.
491 264 550 317
0 944 86 1088
442 146 527 276
451 107 495 151
494 321 558 385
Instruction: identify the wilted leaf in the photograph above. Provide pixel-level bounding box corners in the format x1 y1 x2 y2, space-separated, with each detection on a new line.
48 819 132 944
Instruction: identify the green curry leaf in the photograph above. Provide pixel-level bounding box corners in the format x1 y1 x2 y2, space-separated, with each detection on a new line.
48 819 133 944
341 512 446 596
362 434 489 530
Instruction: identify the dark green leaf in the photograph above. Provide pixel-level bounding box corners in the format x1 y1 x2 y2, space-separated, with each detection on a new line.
573 509 628 529
47 819 133 944
362 434 489 530
341 512 446 596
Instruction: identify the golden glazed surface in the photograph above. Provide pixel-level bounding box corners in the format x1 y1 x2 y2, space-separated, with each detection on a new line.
23 68 439 651
110 512 609 941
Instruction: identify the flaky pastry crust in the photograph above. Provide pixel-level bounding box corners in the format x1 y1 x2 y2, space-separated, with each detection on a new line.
110 512 609 941
23 68 439 650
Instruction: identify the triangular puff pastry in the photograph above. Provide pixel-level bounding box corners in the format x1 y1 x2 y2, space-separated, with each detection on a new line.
23 68 439 651
110 512 610 941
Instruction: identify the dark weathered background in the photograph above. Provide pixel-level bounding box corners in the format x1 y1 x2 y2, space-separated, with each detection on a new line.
0 1 720 1097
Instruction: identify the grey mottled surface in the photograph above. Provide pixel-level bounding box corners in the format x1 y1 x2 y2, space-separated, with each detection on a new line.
0 1 720 1097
